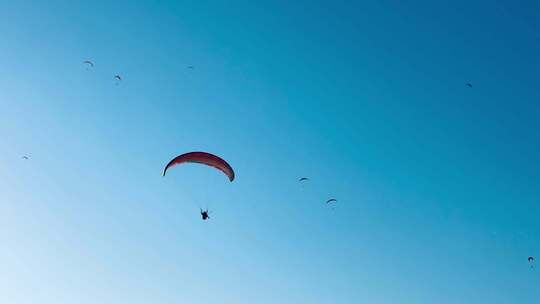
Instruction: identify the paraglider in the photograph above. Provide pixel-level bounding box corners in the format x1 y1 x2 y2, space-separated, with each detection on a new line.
466 83 472 88
163 151 235 182
187 66 194 69
114 75 122 85
326 198 337 204
200 209 210 220
299 177 309 182
163 152 234 220
83 60 94 69
529 256 535 268
22 156 29 160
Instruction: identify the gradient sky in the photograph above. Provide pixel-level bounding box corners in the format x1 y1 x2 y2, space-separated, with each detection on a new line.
1 0 539 303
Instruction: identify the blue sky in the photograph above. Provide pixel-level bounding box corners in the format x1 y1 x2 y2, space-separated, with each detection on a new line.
0 0 539 303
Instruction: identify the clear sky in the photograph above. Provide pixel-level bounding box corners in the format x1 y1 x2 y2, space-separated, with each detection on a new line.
0 0 539 303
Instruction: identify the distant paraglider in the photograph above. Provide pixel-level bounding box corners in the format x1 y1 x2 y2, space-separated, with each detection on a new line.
22 155 29 160
200 209 211 220
83 60 94 69
114 75 122 85
299 177 310 182
529 256 535 268
163 151 235 182
326 198 337 204
466 83 472 88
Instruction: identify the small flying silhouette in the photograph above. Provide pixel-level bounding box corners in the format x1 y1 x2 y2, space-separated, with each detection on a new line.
22 156 29 160
187 66 195 69
83 60 94 69
466 83 472 88
200 208 211 220
326 198 337 204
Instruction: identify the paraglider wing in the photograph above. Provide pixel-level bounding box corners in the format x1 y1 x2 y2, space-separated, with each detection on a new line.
83 60 94 67
299 177 309 182
326 198 337 204
114 75 122 81
163 151 235 182
529 256 535 262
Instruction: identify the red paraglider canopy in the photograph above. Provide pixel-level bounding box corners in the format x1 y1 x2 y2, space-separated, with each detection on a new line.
163 151 235 182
